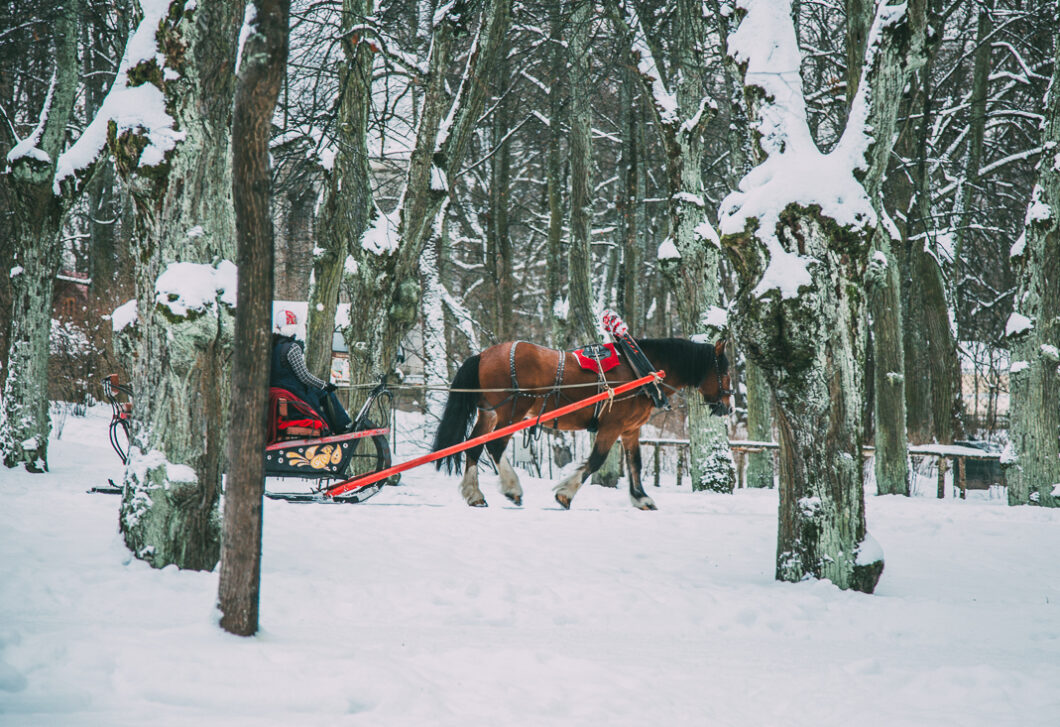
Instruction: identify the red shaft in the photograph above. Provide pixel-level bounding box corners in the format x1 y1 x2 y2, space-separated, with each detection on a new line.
326 370 665 498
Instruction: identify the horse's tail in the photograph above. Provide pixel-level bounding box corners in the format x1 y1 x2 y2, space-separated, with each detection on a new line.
432 354 482 474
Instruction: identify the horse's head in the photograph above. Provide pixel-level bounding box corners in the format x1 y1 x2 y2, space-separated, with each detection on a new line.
699 339 732 417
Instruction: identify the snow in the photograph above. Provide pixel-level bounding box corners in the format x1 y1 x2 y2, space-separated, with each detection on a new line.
855 531 883 565
1004 311 1033 337
1 409 1059 725
1009 231 1027 258
344 254 359 277
704 305 729 330
1025 183 1052 224
693 220 721 247
111 299 138 333
362 206 401 255
656 237 680 260
53 0 183 192
6 72 55 166
154 260 237 317
720 0 883 300
430 164 448 191
236 3 258 73
627 7 677 124
9 266 23 278
1010 360 1029 374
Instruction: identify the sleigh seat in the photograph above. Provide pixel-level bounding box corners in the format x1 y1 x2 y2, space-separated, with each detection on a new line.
268 387 329 443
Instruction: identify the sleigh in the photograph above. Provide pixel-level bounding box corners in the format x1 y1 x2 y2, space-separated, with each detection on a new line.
263 380 394 503
97 374 393 504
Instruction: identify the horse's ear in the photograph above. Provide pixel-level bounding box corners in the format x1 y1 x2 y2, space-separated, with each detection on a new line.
714 339 727 358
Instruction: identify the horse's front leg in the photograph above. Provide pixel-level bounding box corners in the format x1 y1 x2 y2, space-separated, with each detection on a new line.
554 433 616 509
622 432 656 511
487 436 523 506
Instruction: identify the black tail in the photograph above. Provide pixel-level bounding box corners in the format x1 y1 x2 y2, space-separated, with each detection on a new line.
432 354 481 474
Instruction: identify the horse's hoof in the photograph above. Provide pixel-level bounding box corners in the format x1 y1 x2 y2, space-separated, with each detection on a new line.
636 500 657 511
469 499 488 508
555 493 571 510
505 493 522 506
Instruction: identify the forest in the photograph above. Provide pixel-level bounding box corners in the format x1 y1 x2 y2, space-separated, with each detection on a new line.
1 0 1058 613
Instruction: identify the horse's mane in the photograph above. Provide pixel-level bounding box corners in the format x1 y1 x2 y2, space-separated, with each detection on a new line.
637 338 725 387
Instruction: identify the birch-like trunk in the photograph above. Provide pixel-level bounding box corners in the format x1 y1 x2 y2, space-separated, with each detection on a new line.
114 0 243 570
1003 53 1060 508
1 0 80 471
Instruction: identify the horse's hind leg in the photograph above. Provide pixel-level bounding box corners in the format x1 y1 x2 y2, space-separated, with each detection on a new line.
460 410 497 507
486 436 523 506
553 432 617 509
622 432 656 511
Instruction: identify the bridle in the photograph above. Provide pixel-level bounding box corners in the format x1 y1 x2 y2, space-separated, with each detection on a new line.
705 366 733 414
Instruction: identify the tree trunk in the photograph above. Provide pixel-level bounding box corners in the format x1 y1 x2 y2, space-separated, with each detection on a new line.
0 0 80 471
280 187 314 300
847 0 909 497
219 0 289 637
952 0 994 302
345 0 512 387
545 1 565 347
1004 51 1060 508
114 0 244 571
621 0 735 492
720 0 926 592
891 41 962 446
731 210 880 592
307 0 375 381
744 360 773 488
616 67 642 328
486 46 514 341
564 0 596 346
420 223 451 424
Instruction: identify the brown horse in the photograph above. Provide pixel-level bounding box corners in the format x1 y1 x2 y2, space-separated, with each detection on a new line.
431 338 731 510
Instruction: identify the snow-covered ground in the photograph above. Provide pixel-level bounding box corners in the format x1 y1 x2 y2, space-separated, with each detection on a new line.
2 406 1059 726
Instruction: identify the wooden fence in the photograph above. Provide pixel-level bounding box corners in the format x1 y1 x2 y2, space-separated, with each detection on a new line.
639 438 1003 500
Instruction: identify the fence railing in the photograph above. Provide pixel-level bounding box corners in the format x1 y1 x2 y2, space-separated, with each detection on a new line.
639 438 1003 499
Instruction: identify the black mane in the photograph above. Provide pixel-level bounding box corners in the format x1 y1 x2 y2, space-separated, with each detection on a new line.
637 338 725 388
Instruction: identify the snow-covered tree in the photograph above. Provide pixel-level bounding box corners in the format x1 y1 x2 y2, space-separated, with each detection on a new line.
1 0 85 471
1003 46 1060 508
304 0 376 379
720 0 926 592
343 0 512 386
97 0 245 570
612 0 736 493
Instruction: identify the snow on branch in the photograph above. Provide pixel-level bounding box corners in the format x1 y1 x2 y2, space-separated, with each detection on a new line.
53 0 182 194
719 0 881 299
625 6 677 124
5 72 56 166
